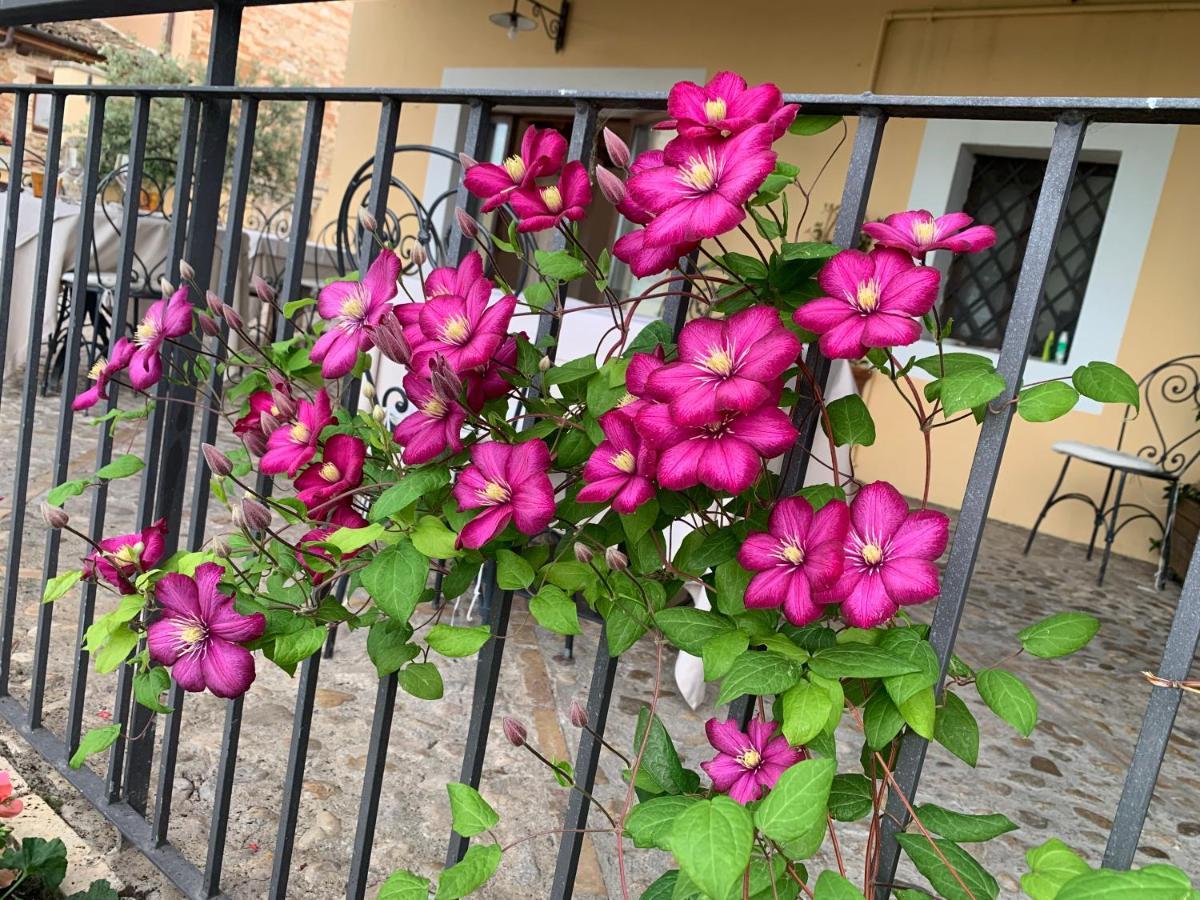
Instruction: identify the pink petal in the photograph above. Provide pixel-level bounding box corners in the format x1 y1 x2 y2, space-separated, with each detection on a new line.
701 754 748 793
809 500 850 545
793 297 856 335
728 82 782 122
316 278 362 320
612 477 654 514
147 619 183 666
940 224 996 253
128 349 162 390
889 510 950 560
818 317 869 360
510 477 555 534
667 80 709 122
646 193 743 246
744 566 791 608
706 718 751 756
861 312 922 350
769 497 813 541
878 266 940 317
801 540 845 591
656 441 702 490
738 533 782 572
155 573 200 618
170 652 206 693
576 476 624 505
818 249 875 301
697 436 760 493
457 505 513 550
507 439 552 485
782 576 822 626
362 248 401 303
727 772 764 805
469 442 513 483
729 406 797 457
839 572 897 628
207 605 266 643
851 482 910 542
880 557 941 605
627 164 690 214
201 641 258 698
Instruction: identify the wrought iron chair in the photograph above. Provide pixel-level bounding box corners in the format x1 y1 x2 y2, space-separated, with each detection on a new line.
44 158 175 394
1024 354 1200 588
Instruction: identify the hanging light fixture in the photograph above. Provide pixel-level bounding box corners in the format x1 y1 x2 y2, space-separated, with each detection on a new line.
489 0 570 52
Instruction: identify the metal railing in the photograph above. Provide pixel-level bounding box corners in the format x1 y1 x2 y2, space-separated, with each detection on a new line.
0 2 1197 898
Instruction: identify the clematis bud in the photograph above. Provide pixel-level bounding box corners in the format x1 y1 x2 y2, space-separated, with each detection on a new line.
372 405 386 423
603 127 631 169
361 382 376 402
430 356 462 403
595 165 626 206
223 305 244 331
179 259 196 282
371 314 412 366
205 290 226 317
209 534 232 558
201 443 233 477
259 412 282 435
270 388 296 420
251 274 276 305
538 355 552 373
159 277 174 297
569 699 588 728
241 429 267 457
240 497 272 532
230 505 246 529
40 502 69 530
605 546 629 572
357 207 378 233
410 245 427 268
573 542 594 564
502 717 527 747
459 152 478 170
455 208 479 239
197 312 220 337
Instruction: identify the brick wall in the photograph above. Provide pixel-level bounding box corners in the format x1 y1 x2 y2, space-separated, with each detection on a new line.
0 49 61 165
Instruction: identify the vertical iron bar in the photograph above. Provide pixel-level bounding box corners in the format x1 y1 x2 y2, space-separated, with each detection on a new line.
202 694 243 894
1103 538 1200 868
0 92 29 405
274 98 324 341
873 115 1087 898
346 674 399 899
447 101 491 264
1 92 64 699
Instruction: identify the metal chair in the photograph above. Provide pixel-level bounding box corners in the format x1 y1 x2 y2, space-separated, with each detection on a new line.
1024 354 1200 588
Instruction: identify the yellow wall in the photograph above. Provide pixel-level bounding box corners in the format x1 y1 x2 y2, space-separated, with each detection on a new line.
331 0 1200 558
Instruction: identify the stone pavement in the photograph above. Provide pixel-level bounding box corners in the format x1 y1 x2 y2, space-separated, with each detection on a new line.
0 379 1196 898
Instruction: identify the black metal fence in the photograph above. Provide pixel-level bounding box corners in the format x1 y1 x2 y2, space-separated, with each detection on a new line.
0 2 1197 898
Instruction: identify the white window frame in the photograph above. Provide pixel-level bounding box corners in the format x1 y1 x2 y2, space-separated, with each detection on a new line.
905 119 1178 411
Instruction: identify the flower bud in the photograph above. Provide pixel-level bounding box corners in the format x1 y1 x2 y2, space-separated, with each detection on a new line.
603 127 631 169
410 245 428 268
179 258 196 282
538 355 552 373
251 274 276 305
459 152 478 170
240 497 272 532
569 699 588 728
595 165 626 206
270 388 297 420
430 355 463 403
230 505 246 529
223 305 244 331
201 442 233 477
361 382 376 402
502 717 527 747
241 429 267 457
357 207 378 233
573 542 594 564
605 546 629 572
455 208 479 239
40 502 69 530
370 314 412 366
372 405 386 423
197 311 221 337
259 412 282 435
209 534 232 558
205 290 226 317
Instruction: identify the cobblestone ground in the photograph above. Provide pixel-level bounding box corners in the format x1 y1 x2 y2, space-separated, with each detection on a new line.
0 374 1196 898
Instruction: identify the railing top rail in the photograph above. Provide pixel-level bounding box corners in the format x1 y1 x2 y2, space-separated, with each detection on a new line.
1 82 1200 122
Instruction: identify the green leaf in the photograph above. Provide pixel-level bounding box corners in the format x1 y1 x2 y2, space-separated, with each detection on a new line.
934 691 979 767
94 624 139 673
495 549 535 590
639 871 682 900
272 625 327 672
714 559 753 617
412 515 461 559
427 624 490 658
826 394 876 446
914 352 995 379
1021 838 1092 900
325 522 386 553
899 686 937 740
534 248 590 282
362 540 429 622
789 114 843 136
1017 612 1100 658
43 570 82 603
828 774 874 822
1072 361 1140 410
620 499 659 543
0 837 68 889
754 757 836 850
780 679 833 745
399 661 444 700
1053 866 1197 900
715 651 803 704
96 453 144 480
367 620 419 676
718 251 768 281
780 241 839 261
880 628 939 706
64 878 120 900
654 607 732 655
807 644 922 679
47 478 90 507
545 355 598 388
625 795 698 850
938 369 1007 417
915 803 1018 843
864 690 905 749
528 585 581 636
133 666 173 714
435 842 501 899
673 527 740 575
370 467 451 521
814 871 867 900
446 783 499 838
797 483 847 511
976 668 1038 736
523 280 555 312
627 320 672 356
702 630 748 681
377 869 432 900
633 707 688 795
670 796 754 900
70 724 122 769
1018 381 1079 422
896 834 998 900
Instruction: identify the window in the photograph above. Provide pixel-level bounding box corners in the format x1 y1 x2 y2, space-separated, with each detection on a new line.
31 70 54 133
940 153 1117 363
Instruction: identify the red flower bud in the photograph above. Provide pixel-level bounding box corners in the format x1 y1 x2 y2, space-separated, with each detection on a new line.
573 542 594 564
197 312 221 337
430 355 463 404
40 502 69 530
201 443 233 477
252 275 276 305
595 165 626 206
223 306 244 331
455 208 479 239
179 258 196 282
603 127 631 169
357 207 378 233
259 412 282 435
205 290 226 317
605 547 629 572
240 497 272 531
270 388 297 420
502 717 527 747
370 314 412 366
569 699 588 728
459 152 478 170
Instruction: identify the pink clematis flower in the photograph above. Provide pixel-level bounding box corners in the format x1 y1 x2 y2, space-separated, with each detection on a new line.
72 338 136 411
823 481 950 628
738 497 849 625
626 125 776 247
612 150 700 278
233 390 278 457
310 248 400 378
793 248 940 360
0 772 22 818
661 71 799 140
463 125 568 212
452 440 555 549
636 399 797 495
260 389 334 478
147 563 265 699
863 210 997 259
394 252 517 376
296 504 368 585
608 346 666 420
129 287 193 390
465 335 519 409
645 307 801 426
294 433 366 516
577 410 657 514
700 717 803 805
83 518 168 595
509 161 592 233
392 373 468 465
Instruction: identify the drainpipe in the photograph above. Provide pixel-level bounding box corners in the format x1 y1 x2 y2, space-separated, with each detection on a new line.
0 28 14 50
868 1 1200 90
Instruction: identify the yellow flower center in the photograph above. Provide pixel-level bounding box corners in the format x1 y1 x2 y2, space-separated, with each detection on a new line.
678 154 718 192
912 219 937 244
423 397 448 417
480 481 510 503
856 280 881 313
134 319 158 346
503 154 526 182
320 462 340 482
861 543 884 565
340 289 367 320
442 314 471 344
540 185 563 213
617 392 637 407
87 358 107 381
703 346 735 377
179 623 206 646
113 541 143 566
704 97 728 122
782 544 805 565
738 749 762 769
289 422 311 444
611 449 637 474
269 404 280 416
